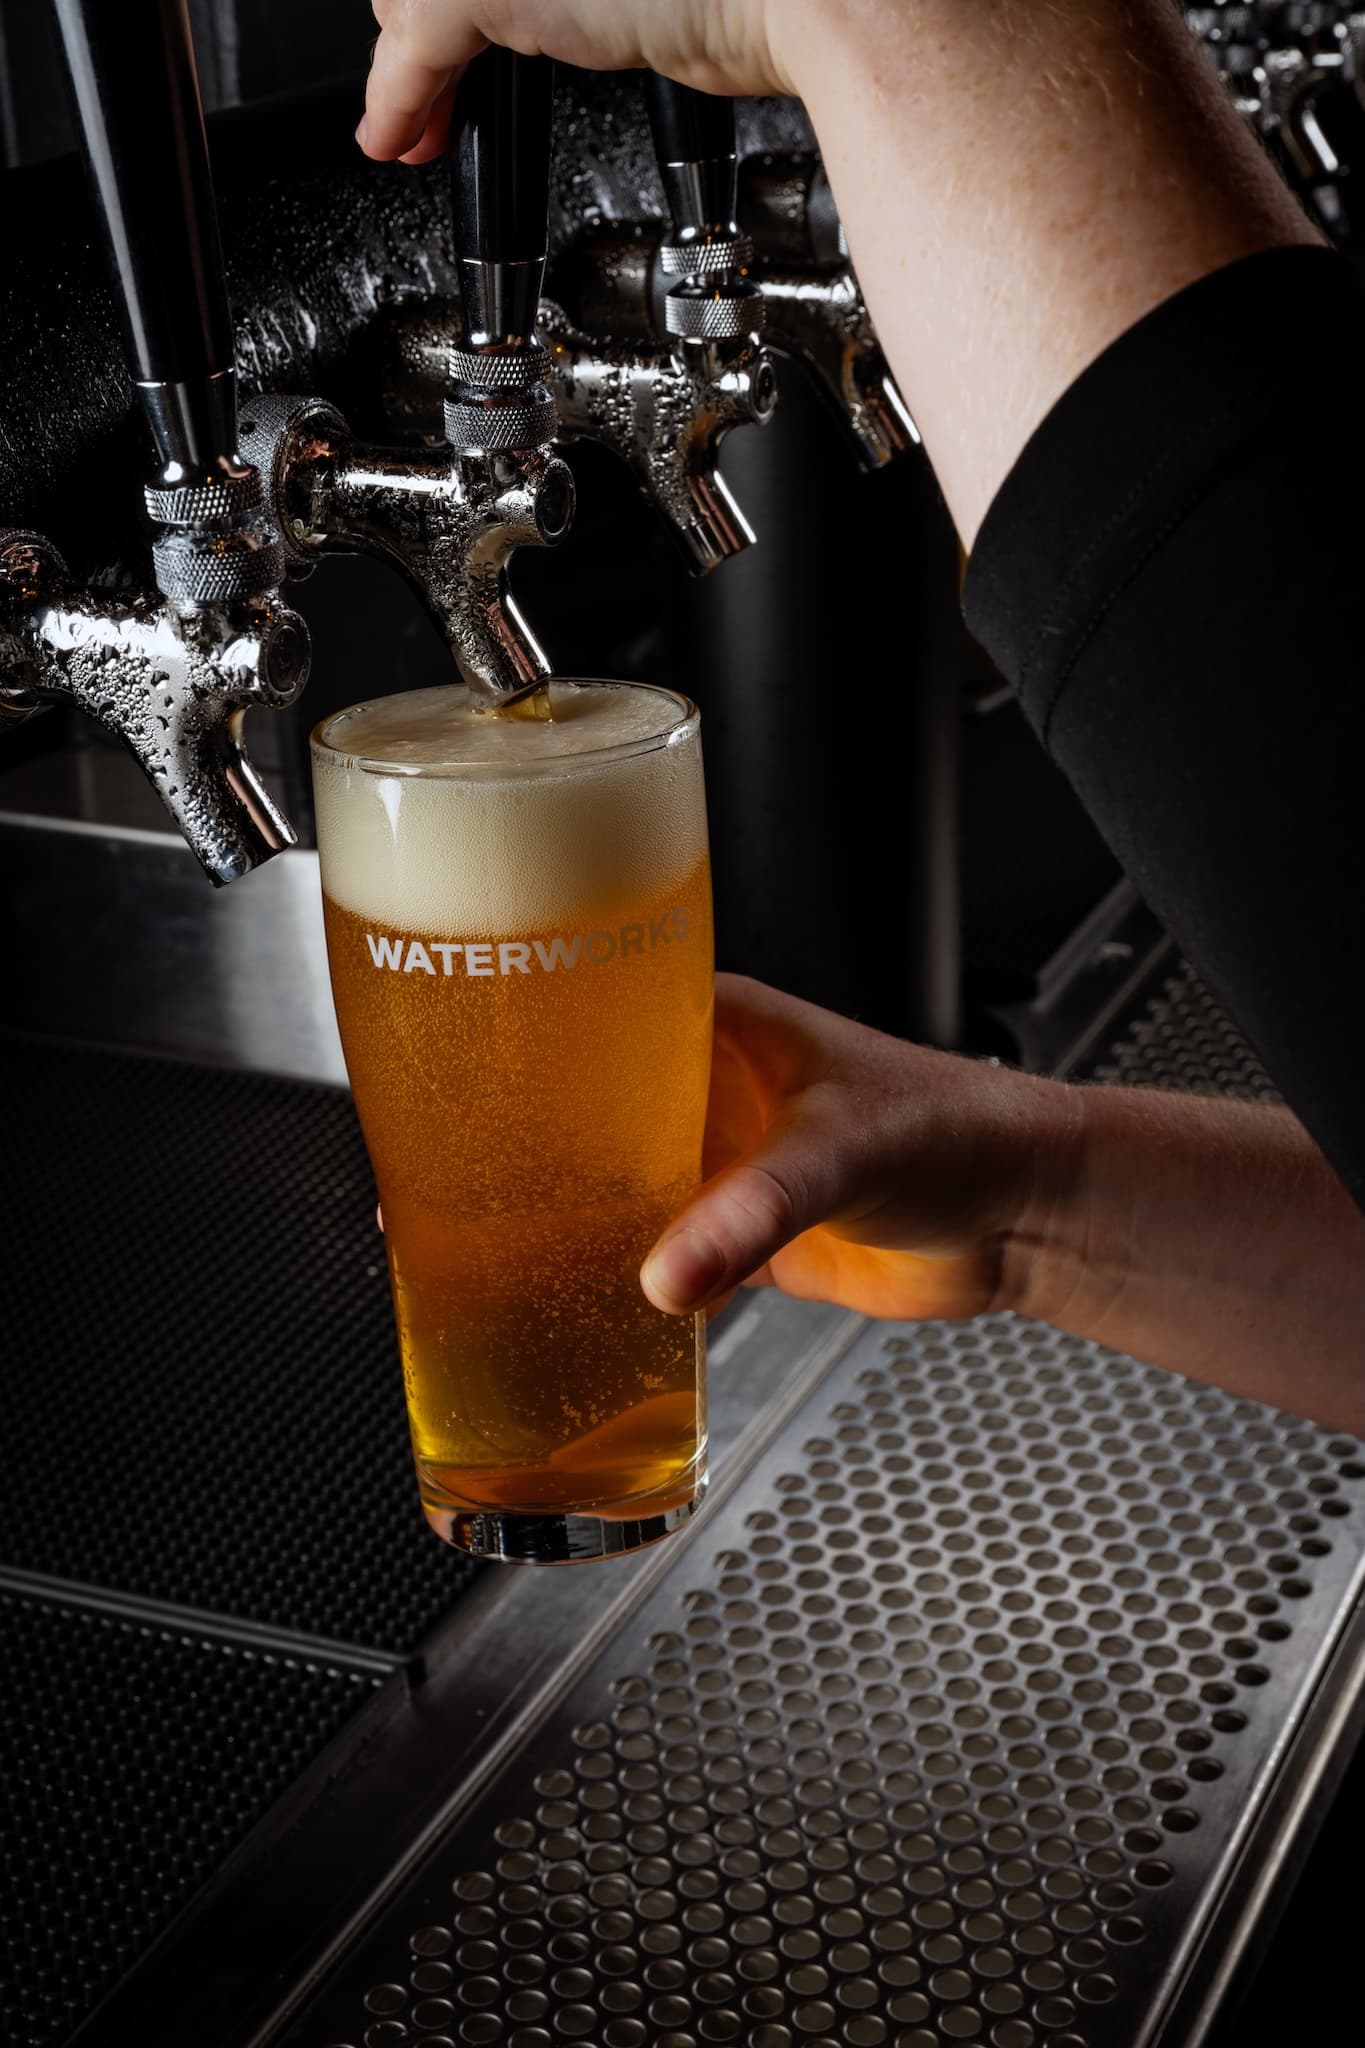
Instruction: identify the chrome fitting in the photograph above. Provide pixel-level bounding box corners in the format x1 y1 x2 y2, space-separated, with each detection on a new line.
138 370 288 609
0 524 307 885
240 389 573 700
443 341 559 454
659 233 755 277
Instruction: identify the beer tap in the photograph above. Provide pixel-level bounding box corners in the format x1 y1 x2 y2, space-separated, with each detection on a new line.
381 78 776 574
736 152 919 468
534 291 776 574
0 0 310 885
540 78 778 570
240 50 573 701
546 131 912 477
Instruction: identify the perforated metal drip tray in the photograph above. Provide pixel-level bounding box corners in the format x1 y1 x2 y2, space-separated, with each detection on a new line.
275 1309 1365 2048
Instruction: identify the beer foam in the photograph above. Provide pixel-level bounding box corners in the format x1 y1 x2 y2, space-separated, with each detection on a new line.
312 681 708 935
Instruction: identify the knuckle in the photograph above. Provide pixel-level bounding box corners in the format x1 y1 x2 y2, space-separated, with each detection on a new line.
722 1161 800 1242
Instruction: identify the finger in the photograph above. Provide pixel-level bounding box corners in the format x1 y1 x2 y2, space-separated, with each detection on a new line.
363 13 483 159
398 77 460 163
641 1117 852 1314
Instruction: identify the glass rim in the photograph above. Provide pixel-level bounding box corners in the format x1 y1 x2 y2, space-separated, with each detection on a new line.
309 676 698 780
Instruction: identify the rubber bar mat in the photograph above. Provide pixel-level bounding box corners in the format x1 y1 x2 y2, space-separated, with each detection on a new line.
0 1037 476 1654
0 1591 386 2048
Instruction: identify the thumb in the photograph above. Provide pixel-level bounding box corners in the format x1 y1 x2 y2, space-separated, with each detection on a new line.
642 1120 844 1314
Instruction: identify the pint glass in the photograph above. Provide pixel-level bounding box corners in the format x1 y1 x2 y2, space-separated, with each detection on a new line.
311 680 713 1563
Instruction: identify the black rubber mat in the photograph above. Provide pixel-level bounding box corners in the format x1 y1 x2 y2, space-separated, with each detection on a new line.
0 1590 383 2048
0 1037 477 1652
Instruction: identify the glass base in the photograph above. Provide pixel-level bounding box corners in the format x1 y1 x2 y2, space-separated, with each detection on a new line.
422 1464 708 1564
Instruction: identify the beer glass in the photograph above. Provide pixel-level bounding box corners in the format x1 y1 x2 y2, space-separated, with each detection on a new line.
311 680 713 1563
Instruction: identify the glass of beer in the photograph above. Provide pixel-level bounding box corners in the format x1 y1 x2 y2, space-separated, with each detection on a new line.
311 679 713 1564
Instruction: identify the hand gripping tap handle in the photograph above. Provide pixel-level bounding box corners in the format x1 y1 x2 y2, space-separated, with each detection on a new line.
450 48 555 350
53 0 244 483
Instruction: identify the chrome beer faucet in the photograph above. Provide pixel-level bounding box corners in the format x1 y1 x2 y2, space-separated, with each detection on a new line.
0 528 306 885
736 151 919 469
240 50 572 701
547 124 911 482
0 0 311 885
589 75 778 568
546 77 777 571
535 299 776 575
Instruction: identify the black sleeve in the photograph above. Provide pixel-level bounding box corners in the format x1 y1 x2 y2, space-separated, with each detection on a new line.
962 245 1365 1207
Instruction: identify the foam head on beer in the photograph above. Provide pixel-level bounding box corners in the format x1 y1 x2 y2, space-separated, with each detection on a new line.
313 680 708 942
311 680 714 1553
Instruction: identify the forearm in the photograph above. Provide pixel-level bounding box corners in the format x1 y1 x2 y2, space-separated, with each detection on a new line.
1008 1088 1365 1432
787 0 1320 542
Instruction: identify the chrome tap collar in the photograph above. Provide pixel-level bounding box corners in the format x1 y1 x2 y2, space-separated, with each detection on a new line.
448 342 554 388
143 470 263 525
658 232 755 277
443 338 559 455
138 369 287 609
150 519 287 609
663 280 766 340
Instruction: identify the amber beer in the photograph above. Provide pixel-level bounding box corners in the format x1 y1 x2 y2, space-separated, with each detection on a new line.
311 680 713 1562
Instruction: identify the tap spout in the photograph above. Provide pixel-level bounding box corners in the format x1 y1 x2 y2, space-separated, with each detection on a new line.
0 529 306 885
754 268 919 470
240 394 573 700
540 304 776 572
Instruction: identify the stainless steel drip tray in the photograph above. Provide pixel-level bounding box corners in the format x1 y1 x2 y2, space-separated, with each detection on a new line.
271 1309 1365 2048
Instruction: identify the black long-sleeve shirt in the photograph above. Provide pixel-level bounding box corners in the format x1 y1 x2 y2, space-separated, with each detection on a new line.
963 246 1365 1207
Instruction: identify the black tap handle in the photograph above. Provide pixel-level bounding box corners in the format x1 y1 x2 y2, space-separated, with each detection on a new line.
53 0 237 474
451 48 554 345
644 76 735 170
644 76 739 239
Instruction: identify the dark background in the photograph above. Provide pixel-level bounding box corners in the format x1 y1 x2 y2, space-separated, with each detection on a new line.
0 0 376 166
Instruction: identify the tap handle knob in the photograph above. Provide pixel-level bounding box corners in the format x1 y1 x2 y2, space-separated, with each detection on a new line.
451 48 555 347
644 76 740 242
54 0 241 480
